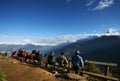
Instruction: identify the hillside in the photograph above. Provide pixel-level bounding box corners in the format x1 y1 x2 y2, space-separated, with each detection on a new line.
0 55 88 81
51 36 120 66
1 35 120 67
0 35 120 67
0 55 58 81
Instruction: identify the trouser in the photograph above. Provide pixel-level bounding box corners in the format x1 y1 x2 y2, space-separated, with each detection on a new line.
73 66 83 76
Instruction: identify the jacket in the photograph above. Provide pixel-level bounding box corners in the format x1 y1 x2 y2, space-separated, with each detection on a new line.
72 55 84 68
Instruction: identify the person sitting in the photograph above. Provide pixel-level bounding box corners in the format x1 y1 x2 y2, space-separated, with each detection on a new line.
29 50 35 62
45 51 55 68
56 52 68 67
11 51 17 58
34 50 43 65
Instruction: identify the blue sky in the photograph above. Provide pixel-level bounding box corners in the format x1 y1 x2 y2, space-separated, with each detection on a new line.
0 0 120 45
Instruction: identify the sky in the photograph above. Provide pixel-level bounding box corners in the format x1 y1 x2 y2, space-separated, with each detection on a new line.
0 0 120 45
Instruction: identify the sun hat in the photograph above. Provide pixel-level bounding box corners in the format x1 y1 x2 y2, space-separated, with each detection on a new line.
76 50 80 54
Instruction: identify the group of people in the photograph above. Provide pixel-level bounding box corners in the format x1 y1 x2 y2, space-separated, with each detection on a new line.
45 50 84 75
45 51 69 69
11 49 43 65
11 48 84 75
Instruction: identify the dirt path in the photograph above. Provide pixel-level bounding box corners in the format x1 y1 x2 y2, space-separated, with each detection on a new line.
0 55 58 81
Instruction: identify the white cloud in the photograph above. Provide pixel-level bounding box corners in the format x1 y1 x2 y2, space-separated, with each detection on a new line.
22 39 31 44
106 28 120 35
0 39 32 45
86 0 96 6
92 0 114 10
0 28 120 45
23 29 120 45
35 35 81 45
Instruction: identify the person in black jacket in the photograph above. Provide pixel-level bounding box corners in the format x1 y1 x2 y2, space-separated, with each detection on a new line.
34 50 43 65
45 51 55 67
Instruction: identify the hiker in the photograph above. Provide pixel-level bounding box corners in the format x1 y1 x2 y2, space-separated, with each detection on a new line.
29 50 35 62
34 50 43 65
5 51 8 56
71 50 84 75
21 51 27 61
11 51 17 58
17 48 23 59
56 52 68 67
25 52 30 62
45 51 55 67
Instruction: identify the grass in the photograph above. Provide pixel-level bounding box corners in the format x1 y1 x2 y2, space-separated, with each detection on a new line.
0 68 6 81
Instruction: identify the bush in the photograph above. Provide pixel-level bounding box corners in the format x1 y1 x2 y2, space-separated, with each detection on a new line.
84 63 102 74
110 67 120 79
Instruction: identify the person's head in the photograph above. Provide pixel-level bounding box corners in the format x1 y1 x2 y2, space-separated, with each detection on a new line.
50 51 54 56
38 50 42 54
75 50 80 55
61 52 64 56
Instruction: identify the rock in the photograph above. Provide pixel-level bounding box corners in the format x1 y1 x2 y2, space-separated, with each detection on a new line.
51 71 58 74
49 73 52 76
67 73 84 80
43 71 53 75
12 61 17 64
11 60 18 64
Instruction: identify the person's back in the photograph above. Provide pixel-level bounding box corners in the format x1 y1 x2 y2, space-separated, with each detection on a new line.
72 50 84 75
47 53 55 64
5 51 8 56
22 51 27 58
45 51 55 67
72 55 84 67
56 52 68 67
12 51 17 57
30 53 34 59
37 50 43 60
30 51 35 60
36 50 43 65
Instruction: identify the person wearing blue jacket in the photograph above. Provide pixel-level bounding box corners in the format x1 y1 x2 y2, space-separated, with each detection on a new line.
72 50 84 75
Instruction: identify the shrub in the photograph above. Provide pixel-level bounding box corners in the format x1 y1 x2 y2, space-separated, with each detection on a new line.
84 63 102 74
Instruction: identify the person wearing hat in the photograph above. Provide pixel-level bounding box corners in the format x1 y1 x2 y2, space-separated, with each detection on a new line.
71 50 84 75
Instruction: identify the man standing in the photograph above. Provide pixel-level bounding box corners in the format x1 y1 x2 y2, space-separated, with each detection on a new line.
72 50 84 75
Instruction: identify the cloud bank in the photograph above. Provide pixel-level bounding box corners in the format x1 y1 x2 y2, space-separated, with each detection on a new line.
0 28 120 46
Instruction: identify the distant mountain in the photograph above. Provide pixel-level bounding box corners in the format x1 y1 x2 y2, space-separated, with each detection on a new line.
0 44 53 54
51 36 120 66
80 36 120 66
0 42 70 54
0 35 120 66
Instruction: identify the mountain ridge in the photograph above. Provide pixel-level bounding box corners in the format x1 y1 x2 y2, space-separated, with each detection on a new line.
0 35 120 66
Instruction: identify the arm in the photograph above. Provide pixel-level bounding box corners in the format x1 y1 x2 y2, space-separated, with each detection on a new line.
64 56 68 64
78 56 84 68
